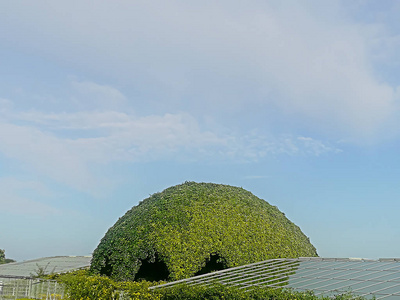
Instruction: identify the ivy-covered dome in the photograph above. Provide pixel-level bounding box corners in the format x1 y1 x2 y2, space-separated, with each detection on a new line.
90 182 317 281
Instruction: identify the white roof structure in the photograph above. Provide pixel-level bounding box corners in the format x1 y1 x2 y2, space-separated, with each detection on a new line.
151 257 400 300
0 256 91 279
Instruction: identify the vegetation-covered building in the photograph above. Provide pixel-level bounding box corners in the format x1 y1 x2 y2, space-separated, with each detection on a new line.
91 182 317 281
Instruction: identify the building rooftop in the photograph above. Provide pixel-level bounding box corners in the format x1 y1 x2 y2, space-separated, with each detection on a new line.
152 257 400 300
0 256 92 279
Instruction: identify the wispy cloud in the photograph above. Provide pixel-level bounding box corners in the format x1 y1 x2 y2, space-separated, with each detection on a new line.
243 175 271 180
0 1 398 141
70 80 127 111
0 96 340 193
0 98 13 114
222 131 341 161
0 122 100 193
296 137 343 156
0 177 59 216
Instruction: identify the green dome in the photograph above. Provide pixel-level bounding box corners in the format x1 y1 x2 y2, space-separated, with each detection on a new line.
90 182 317 281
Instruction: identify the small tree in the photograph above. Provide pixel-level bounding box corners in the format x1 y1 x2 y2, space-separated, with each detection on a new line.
0 249 5 264
0 249 15 264
30 262 56 278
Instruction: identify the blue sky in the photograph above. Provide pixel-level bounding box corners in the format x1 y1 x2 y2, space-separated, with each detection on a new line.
1 0 400 261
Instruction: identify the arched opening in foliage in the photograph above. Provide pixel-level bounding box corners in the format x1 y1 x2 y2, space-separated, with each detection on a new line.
135 254 170 281
100 257 112 277
195 254 227 276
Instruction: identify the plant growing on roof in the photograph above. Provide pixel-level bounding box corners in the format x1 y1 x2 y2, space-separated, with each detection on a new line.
90 182 318 281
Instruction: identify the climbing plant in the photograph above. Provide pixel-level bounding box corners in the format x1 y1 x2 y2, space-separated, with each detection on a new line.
90 182 317 281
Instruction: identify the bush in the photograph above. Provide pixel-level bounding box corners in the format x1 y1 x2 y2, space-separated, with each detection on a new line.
58 270 160 300
155 284 364 300
156 284 250 300
56 272 364 300
91 182 317 281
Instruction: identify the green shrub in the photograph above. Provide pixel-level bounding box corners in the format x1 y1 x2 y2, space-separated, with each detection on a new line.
155 284 363 300
91 182 318 281
156 284 249 300
55 272 366 300
58 271 160 300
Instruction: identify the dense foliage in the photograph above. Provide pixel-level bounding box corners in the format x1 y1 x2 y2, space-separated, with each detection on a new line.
158 284 362 300
57 272 361 300
58 270 158 300
91 182 317 281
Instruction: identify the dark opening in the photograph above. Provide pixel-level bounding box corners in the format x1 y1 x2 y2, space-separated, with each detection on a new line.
195 254 227 276
135 253 170 281
100 256 113 277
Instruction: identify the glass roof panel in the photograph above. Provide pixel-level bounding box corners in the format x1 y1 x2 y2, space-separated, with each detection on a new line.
152 258 400 300
0 256 91 278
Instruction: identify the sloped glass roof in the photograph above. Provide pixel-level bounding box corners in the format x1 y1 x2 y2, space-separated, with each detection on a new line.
0 256 91 279
152 257 400 299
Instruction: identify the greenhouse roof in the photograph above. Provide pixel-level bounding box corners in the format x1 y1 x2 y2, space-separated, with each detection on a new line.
0 256 91 279
151 257 400 300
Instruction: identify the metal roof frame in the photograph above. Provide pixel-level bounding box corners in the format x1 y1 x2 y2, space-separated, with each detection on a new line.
151 257 400 299
0 256 92 279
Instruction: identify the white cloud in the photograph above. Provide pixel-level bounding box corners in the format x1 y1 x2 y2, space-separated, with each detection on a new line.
0 177 59 216
0 123 99 193
1 1 399 141
297 137 343 156
70 80 127 110
16 110 132 130
11 109 225 162
68 112 226 163
0 98 13 114
0 102 341 193
224 133 341 160
0 108 228 192
12 108 340 161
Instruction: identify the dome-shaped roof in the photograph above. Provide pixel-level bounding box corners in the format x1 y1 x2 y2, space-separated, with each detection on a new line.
90 182 317 281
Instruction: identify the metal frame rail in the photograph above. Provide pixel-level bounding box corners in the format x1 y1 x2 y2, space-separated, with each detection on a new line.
150 257 400 299
0 278 64 300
